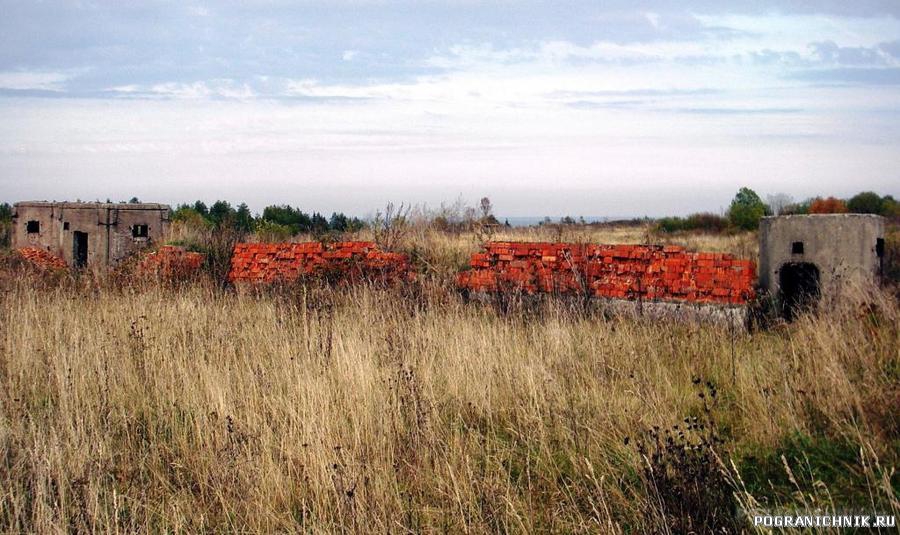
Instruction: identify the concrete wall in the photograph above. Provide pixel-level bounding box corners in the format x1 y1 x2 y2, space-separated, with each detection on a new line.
11 202 170 268
758 214 885 303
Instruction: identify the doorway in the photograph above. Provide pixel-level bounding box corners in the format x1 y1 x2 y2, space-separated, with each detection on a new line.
779 262 820 321
73 231 88 268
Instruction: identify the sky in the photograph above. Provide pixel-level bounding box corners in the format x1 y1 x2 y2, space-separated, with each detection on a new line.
1 1 899 218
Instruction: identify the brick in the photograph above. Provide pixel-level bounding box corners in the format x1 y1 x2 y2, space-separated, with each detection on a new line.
16 247 68 270
132 246 205 280
227 241 413 285
458 241 755 305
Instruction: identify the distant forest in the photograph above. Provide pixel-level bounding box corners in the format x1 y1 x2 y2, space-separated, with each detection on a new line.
171 200 366 235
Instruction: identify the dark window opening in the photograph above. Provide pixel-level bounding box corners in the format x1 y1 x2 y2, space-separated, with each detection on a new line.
779 262 820 321
876 238 884 258
132 224 149 238
63 222 70 231
73 231 88 269
26 220 40 233
791 241 804 255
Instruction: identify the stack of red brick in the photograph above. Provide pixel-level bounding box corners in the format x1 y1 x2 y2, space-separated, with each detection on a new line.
15 247 68 270
136 245 205 279
227 241 413 285
457 242 756 305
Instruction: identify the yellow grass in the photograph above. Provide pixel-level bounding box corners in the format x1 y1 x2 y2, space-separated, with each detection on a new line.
0 229 896 533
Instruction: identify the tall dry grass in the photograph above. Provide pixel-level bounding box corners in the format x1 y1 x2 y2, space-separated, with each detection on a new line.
0 253 896 532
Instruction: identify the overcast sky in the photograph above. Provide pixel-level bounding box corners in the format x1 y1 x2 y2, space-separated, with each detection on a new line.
1 1 899 217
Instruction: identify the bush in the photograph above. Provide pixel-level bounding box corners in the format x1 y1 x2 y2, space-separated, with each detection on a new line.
0 203 11 249
632 380 741 534
781 199 811 215
654 213 728 233
809 197 848 214
686 213 728 232
0 221 10 249
847 191 884 214
882 197 899 219
254 220 293 242
884 227 900 284
655 216 687 233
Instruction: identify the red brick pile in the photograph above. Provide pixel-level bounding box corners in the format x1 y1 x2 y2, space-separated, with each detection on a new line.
15 247 68 270
457 242 756 305
136 245 205 279
227 241 413 285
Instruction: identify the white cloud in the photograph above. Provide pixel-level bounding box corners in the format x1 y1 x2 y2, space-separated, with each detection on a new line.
107 80 257 100
0 71 73 91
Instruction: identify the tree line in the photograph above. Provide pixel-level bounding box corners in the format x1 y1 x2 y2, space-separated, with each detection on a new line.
655 189 898 233
172 201 366 236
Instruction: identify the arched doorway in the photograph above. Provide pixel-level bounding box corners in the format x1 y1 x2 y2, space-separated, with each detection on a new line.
779 262 820 321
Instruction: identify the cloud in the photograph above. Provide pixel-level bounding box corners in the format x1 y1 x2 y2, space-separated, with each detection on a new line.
105 80 257 99
790 67 900 85
0 71 73 91
880 39 900 59
673 106 804 115
2 2 900 215
809 40 887 65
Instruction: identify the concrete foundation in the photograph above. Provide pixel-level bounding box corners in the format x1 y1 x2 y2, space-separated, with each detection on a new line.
466 291 749 329
12 201 170 269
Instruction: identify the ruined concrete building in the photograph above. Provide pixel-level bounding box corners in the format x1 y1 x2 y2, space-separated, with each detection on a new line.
758 214 886 319
11 202 170 269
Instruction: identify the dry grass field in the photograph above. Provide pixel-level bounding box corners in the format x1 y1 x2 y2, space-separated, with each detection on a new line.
0 226 897 533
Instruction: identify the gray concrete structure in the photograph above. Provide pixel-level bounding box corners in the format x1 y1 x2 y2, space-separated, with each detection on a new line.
759 214 885 317
12 201 170 269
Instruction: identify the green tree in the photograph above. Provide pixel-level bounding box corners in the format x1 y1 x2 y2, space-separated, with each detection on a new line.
234 203 254 232
728 187 767 230
0 203 11 222
347 217 366 232
261 205 311 234
192 200 209 217
329 212 349 232
846 191 883 214
208 200 235 228
310 212 329 233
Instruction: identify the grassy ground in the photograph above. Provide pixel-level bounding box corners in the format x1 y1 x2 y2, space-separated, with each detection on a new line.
0 226 896 533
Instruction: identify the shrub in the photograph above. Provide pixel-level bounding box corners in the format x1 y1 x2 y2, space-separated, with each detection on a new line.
781 200 811 215
809 197 848 214
633 380 741 534
847 191 884 214
686 212 728 232
0 221 10 249
884 227 900 284
881 196 899 218
654 213 728 234
254 220 294 242
655 216 687 233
